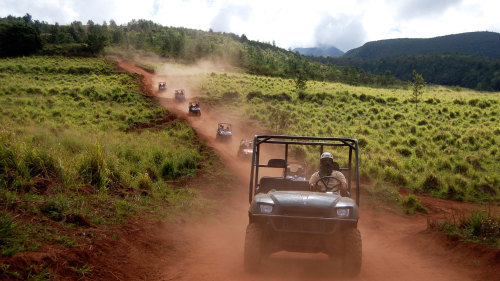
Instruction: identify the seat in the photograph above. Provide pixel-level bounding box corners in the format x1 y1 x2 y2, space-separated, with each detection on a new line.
258 177 310 194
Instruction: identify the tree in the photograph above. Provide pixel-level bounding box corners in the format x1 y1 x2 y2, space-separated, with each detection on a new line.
295 69 308 93
412 69 424 109
0 22 42 57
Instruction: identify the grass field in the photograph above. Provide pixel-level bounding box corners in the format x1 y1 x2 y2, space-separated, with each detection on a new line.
198 72 500 204
0 56 212 260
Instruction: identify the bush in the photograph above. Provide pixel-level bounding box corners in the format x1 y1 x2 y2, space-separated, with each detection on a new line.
137 172 153 190
40 197 67 221
160 149 201 180
24 149 61 179
222 91 239 100
400 194 428 214
396 146 412 157
0 211 25 255
428 211 500 247
79 143 118 189
422 173 441 191
246 91 263 100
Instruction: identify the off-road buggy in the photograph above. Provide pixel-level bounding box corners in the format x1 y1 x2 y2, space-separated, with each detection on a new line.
283 162 307 181
216 123 232 142
244 135 362 276
237 139 253 159
188 101 201 116
158 82 167 92
175 89 186 102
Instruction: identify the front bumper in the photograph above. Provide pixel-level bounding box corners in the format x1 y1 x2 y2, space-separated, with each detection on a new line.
250 213 357 234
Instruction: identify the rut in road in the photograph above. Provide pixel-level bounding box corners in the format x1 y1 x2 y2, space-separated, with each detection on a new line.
117 60 495 281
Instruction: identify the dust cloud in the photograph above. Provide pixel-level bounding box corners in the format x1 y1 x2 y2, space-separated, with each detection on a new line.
116 59 492 281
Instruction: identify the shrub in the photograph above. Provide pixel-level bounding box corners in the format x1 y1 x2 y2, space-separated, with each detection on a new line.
40 197 67 221
429 211 499 247
400 194 428 214
396 146 412 157
137 172 152 190
417 120 428 126
357 137 368 148
24 149 61 179
393 113 404 120
453 161 469 174
407 138 418 147
247 91 263 100
383 166 408 186
422 173 441 191
0 211 25 256
0 143 19 187
79 143 116 189
222 91 239 100
160 150 201 180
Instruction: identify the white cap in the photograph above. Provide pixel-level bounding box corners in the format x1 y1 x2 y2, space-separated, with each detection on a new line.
320 152 333 159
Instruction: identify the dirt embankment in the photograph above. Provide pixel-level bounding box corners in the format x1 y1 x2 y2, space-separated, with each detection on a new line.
99 60 499 281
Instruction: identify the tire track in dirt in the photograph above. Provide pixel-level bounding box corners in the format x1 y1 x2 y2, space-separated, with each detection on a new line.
117 60 497 281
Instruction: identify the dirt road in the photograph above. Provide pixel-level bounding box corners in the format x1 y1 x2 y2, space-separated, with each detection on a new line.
115 60 498 281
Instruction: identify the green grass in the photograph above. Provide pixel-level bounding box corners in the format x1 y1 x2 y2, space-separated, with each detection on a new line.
0 56 212 259
428 210 500 248
198 72 500 204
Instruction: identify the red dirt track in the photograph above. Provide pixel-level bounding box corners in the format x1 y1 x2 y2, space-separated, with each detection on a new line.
114 60 499 281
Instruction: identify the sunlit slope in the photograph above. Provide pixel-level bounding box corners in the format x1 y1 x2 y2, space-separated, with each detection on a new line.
199 72 500 203
0 56 209 256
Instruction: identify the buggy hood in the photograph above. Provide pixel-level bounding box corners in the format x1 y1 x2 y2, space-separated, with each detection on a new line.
269 191 341 208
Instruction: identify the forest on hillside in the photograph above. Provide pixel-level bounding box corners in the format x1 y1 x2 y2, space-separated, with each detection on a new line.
321 54 500 91
0 14 400 88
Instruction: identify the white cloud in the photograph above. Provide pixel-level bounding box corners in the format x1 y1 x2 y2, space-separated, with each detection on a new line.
0 0 499 51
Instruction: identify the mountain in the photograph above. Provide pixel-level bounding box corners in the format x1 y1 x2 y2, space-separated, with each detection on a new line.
344 31 500 59
293 46 344 57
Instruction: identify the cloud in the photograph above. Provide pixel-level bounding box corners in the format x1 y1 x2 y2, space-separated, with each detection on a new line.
209 4 252 33
393 0 463 20
314 13 367 52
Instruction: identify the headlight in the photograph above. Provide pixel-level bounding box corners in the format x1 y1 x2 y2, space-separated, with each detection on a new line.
336 208 350 218
259 204 273 213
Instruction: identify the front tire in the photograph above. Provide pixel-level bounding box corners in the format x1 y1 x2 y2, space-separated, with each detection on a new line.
244 223 263 272
342 228 362 277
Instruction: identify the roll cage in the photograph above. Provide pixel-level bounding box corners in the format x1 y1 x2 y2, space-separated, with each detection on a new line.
249 135 360 206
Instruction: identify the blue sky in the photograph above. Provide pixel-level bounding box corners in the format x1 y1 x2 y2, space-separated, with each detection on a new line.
1 0 499 52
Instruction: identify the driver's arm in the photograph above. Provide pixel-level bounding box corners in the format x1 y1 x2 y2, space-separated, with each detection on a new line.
332 171 347 191
309 172 319 190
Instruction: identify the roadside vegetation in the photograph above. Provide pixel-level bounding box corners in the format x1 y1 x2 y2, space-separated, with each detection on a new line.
0 56 213 279
429 211 500 249
198 72 500 204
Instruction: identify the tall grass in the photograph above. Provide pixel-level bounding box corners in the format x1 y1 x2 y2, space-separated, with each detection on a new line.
0 57 211 257
428 210 500 248
199 72 500 203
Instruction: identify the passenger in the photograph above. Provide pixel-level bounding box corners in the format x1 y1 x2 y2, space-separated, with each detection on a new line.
309 152 347 193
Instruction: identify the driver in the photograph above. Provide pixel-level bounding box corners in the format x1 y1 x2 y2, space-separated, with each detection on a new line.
309 152 347 193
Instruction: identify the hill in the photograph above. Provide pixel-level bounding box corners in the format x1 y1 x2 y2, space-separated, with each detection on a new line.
320 53 500 91
0 14 401 88
293 46 344 57
344 31 500 59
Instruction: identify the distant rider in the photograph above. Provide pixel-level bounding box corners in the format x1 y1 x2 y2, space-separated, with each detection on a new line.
309 152 347 193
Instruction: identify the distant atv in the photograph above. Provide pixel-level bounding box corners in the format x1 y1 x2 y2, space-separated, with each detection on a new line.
283 162 307 181
158 82 167 92
188 101 201 116
244 135 362 276
216 123 232 142
175 90 186 102
237 139 253 159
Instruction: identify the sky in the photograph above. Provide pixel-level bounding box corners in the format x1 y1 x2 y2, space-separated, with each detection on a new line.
1 0 499 52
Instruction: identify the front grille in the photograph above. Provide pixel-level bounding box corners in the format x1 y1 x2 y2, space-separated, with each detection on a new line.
280 207 331 218
272 217 336 233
